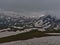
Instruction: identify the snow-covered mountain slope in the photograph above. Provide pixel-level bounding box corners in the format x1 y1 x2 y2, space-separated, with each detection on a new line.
34 15 60 30
0 14 60 30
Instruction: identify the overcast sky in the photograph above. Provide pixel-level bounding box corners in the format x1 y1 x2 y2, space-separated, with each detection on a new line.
0 0 60 17
0 0 59 11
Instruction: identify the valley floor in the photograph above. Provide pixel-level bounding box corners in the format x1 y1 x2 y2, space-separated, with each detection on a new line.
1 36 60 45
0 29 60 44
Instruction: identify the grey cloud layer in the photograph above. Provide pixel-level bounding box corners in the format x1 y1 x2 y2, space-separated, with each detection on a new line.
0 0 60 11
0 0 60 18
